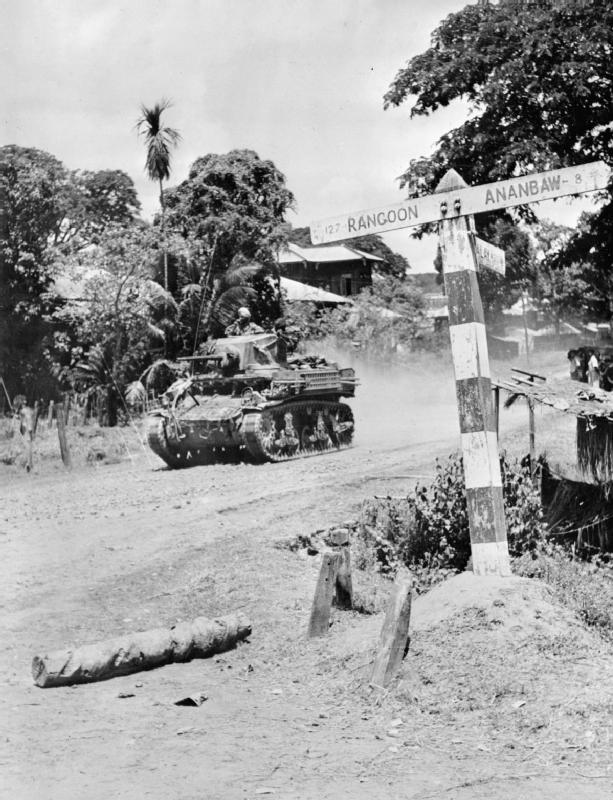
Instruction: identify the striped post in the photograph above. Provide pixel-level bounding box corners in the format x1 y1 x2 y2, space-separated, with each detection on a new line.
436 169 510 577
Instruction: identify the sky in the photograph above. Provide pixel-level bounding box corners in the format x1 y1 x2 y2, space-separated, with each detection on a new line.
1 0 596 272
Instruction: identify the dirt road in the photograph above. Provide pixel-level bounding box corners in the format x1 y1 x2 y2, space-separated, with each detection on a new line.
2 357 611 799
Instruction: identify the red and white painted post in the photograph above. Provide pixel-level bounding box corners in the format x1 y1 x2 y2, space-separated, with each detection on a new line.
436 169 509 576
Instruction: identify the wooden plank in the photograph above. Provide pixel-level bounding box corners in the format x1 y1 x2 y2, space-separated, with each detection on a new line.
334 546 353 610
473 235 505 275
310 161 611 243
510 374 540 387
511 367 546 382
437 169 510 577
308 551 341 637
56 401 72 469
370 569 413 688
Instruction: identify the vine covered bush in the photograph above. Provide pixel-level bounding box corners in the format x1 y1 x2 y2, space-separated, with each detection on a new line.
357 452 545 580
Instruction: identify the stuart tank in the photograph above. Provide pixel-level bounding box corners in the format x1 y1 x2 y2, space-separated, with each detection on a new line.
146 332 356 467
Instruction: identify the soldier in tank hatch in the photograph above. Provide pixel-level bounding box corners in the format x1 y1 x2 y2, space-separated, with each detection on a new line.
225 307 264 336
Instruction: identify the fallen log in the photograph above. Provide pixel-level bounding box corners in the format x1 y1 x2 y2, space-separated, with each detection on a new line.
32 612 251 688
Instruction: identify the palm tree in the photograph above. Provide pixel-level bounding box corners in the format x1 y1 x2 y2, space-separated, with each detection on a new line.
136 99 181 296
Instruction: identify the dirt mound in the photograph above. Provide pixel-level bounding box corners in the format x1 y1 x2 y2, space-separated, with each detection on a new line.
411 570 585 642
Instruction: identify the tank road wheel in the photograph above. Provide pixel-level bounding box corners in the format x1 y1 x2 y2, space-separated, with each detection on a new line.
314 411 333 450
277 411 299 455
331 405 354 448
259 411 281 457
300 426 314 452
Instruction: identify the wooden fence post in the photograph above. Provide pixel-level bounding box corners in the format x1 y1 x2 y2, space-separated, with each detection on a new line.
56 401 72 469
47 400 55 429
334 546 353 610
371 569 413 688
32 401 40 437
436 169 510 577
308 551 342 638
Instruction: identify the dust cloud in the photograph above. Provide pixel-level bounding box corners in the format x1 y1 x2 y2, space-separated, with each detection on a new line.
315 343 462 451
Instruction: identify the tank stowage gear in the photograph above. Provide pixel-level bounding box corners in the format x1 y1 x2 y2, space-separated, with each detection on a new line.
146 332 357 467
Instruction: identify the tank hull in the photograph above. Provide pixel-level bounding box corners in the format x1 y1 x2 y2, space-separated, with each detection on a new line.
146 398 354 468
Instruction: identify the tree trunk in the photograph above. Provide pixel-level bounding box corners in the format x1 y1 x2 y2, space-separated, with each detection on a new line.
32 612 251 688
159 177 167 294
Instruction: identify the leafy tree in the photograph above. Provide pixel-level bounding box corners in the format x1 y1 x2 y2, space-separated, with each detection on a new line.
53 169 141 251
136 99 181 296
164 149 294 338
287 227 409 278
0 145 68 399
61 225 177 425
385 0 613 314
550 203 613 319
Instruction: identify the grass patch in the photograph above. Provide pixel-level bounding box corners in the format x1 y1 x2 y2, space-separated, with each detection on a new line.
514 547 613 642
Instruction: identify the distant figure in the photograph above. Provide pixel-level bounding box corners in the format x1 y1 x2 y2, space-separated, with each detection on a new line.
225 307 264 336
568 349 582 381
587 349 600 388
273 318 299 363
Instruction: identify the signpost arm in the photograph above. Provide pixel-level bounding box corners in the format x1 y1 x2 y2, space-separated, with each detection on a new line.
436 169 510 577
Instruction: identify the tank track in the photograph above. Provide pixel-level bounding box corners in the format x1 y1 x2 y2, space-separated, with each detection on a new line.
146 415 222 468
242 399 354 463
146 415 186 468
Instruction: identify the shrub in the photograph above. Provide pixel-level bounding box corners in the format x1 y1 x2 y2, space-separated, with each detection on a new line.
514 545 613 641
358 451 546 578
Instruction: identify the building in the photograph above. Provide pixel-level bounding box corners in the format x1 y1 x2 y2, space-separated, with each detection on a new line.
276 243 382 297
279 277 352 306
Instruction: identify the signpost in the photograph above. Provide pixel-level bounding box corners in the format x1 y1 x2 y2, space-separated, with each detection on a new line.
310 161 611 245
310 161 611 577
473 235 505 276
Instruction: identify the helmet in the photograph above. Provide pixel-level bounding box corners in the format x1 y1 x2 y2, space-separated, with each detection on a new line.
238 307 251 320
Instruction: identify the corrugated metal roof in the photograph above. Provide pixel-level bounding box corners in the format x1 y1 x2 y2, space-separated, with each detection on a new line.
277 242 383 264
280 277 353 304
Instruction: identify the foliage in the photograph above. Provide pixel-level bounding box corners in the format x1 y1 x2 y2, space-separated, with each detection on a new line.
59 225 178 424
515 545 613 641
385 0 613 316
54 169 141 251
137 98 181 302
136 99 181 188
285 274 432 354
549 202 613 318
0 144 146 401
287 227 409 278
358 452 546 577
0 146 67 399
164 149 294 337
